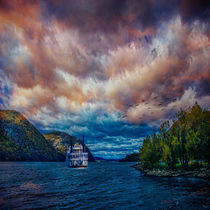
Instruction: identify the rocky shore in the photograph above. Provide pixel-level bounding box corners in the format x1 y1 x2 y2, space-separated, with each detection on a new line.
132 164 210 179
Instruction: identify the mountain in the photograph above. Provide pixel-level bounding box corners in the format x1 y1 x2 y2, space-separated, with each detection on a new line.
94 157 120 161
44 131 95 161
119 153 139 162
0 110 63 161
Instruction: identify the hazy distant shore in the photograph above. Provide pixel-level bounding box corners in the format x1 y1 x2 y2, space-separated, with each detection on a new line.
132 164 210 179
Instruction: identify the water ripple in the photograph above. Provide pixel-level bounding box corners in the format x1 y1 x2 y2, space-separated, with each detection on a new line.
0 162 209 209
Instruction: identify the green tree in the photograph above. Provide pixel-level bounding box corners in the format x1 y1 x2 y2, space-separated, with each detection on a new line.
139 136 160 169
139 102 210 170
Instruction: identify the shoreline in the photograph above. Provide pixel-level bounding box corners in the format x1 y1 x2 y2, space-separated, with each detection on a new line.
132 164 210 179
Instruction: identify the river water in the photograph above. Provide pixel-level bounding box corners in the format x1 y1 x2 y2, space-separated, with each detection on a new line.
0 161 209 209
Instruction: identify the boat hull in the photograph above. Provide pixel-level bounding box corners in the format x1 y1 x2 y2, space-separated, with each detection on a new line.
69 165 87 168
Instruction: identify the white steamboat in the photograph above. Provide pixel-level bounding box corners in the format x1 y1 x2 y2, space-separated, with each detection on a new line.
66 136 88 168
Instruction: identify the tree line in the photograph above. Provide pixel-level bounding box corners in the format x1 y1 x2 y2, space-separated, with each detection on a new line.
139 102 210 169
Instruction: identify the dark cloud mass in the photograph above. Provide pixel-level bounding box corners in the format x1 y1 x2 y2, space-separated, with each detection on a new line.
43 0 178 35
0 0 209 158
180 0 210 23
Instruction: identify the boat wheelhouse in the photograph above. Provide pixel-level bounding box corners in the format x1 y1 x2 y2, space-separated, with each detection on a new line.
66 136 88 168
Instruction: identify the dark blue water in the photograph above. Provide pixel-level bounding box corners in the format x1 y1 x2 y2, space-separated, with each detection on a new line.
0 162 209 209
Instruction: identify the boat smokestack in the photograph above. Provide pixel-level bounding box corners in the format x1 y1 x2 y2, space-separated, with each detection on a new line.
83 136 85 152
71 140 73 153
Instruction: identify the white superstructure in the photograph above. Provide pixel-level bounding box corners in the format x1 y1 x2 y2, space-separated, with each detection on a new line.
66 137 88 167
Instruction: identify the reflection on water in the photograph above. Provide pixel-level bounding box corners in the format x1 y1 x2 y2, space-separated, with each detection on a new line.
0 161 209 209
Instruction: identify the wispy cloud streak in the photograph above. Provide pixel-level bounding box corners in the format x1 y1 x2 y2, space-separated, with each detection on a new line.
0 0 209 158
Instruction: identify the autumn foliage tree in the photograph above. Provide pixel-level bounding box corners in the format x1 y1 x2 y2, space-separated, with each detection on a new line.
139 103 210 169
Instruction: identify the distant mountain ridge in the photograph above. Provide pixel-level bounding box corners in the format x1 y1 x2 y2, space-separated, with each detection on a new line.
119 153 139 162
0 110 95 162
44 131 95 161
94 157 120 161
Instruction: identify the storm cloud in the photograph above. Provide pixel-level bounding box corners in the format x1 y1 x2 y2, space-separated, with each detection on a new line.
0 0 209 158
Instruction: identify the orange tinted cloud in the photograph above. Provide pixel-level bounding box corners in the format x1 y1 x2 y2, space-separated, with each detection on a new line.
0 1 209 126
126 26 156 38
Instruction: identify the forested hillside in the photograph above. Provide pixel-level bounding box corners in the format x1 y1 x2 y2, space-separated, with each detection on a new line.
0 110 63 161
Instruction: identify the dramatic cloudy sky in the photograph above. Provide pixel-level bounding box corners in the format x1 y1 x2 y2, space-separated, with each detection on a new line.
0 0 209 158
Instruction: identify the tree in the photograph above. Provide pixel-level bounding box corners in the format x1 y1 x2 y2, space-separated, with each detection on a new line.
138 102 210 170
139 136 160 169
